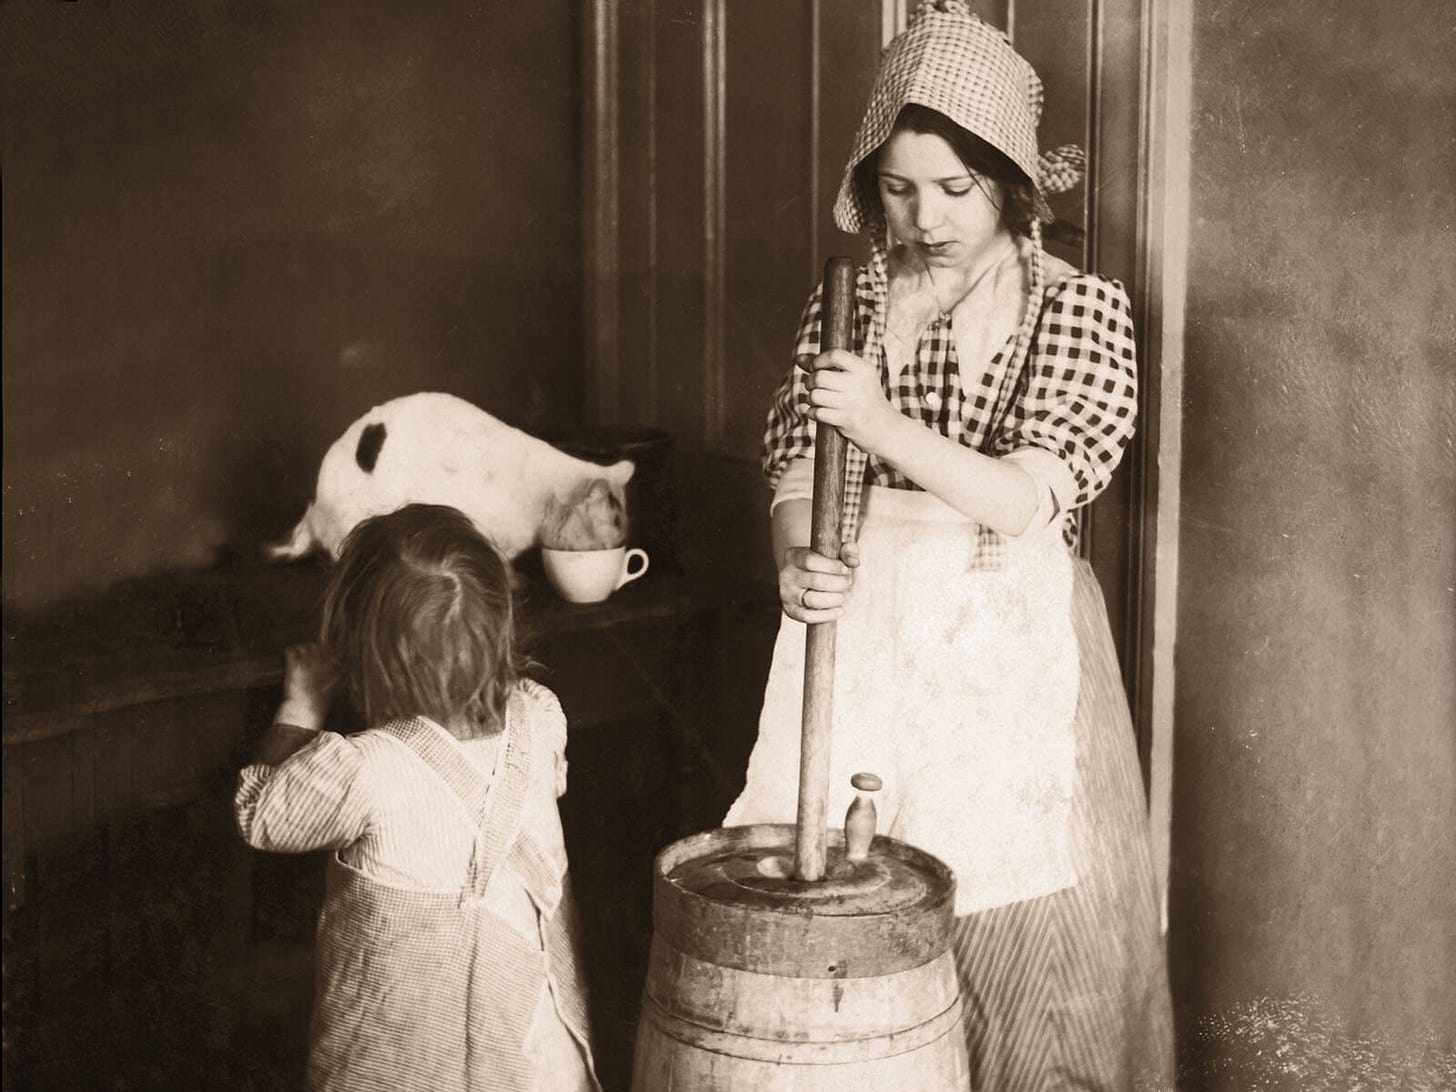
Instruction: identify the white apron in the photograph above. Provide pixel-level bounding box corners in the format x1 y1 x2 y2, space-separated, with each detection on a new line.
725 485 1081 914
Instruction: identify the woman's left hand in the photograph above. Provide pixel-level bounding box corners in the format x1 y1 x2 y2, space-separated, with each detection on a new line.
779 540 861 623
807 349 901 456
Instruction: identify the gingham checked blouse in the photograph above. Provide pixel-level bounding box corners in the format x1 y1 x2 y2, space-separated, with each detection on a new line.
762 251 1138 552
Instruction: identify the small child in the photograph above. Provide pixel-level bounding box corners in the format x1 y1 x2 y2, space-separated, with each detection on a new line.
235 503 599 1092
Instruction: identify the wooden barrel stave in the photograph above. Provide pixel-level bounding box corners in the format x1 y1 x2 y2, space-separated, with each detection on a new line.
631 824 970 1090
632 985 968 1088
642 936 960 1041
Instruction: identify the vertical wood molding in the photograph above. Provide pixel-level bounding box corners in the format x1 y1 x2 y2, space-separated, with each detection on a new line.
882 0 908 46
585 0 621 424
1084 0 1103 271
644 0 661 421
1091 0 1141 718
809 0 822 273
1074 0 1101 567
701 0 728 453
1134 0 1191 924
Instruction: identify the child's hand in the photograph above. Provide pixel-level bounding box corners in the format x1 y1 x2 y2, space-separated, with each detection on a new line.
779 541 861 623
807 349 900 457
279 642 336 730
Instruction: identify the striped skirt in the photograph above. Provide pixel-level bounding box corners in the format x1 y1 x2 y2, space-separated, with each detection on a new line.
951 557 1174 1091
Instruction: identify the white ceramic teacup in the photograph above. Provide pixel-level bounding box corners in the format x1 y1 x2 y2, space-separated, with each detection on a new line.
541 546 650 604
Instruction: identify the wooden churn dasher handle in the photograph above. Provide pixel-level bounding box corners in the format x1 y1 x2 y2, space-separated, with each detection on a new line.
794 256 855 882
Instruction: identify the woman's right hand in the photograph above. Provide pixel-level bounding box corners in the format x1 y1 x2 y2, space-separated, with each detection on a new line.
778 541 861 622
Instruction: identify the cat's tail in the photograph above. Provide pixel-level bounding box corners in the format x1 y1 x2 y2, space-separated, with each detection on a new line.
266 508 318 561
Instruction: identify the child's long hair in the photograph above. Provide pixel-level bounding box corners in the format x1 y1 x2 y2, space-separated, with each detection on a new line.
320 504 521 739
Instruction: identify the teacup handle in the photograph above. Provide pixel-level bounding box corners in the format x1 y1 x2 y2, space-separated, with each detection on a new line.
614 547 650 590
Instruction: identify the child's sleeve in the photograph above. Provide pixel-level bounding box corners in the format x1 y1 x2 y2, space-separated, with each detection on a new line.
520 679 570 798
234 731 374 853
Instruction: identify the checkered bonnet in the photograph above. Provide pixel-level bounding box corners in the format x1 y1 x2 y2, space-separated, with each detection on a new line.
832 0 1074 234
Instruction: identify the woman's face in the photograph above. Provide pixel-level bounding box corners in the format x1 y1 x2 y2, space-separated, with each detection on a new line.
876 128 1006 269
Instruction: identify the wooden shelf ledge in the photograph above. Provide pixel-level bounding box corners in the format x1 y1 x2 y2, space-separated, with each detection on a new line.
3 558 774 744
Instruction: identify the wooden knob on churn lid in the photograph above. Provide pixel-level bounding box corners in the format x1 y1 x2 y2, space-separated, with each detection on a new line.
850 772 882 793
845 771 882 860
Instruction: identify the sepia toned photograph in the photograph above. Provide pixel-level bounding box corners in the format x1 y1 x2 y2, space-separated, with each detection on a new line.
3 1 1452 1089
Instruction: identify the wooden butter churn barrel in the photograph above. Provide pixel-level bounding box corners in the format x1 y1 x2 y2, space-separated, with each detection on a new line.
630 823 967 1089
630 259 969 1090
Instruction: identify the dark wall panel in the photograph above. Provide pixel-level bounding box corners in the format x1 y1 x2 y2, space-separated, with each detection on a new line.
2 1 582 609
1171 0 1455 1084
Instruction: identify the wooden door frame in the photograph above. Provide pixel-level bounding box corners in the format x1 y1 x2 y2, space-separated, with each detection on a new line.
1128 0 1191 917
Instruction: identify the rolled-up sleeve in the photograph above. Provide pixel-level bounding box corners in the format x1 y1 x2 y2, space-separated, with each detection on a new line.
761 287 822 488
234 731 374 853
992 274 1139 509
761 269 878 487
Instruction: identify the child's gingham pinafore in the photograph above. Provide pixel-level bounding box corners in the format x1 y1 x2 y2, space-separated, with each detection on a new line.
307 709 597 1092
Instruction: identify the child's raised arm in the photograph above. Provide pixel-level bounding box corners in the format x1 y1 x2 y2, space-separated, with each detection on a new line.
250 643 336 765
234 644 371 854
